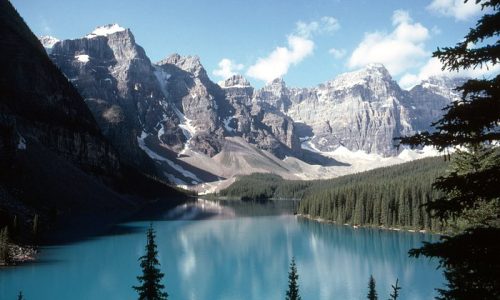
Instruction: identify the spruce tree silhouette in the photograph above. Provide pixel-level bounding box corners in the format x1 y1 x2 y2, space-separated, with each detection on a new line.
133 224 168 300
285 257 301 300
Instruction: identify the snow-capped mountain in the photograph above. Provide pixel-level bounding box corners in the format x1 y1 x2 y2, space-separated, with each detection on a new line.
253 64 466 156
48 25 179 175
39 35 59 52
41 24 465 188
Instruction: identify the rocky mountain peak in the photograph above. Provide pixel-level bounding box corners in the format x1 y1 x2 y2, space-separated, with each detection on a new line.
327 63 392 88
414 75 466 101
39 35 59 50
220 74 251 88
158 53 206 77
421 75 466 90
365 63 391 75
269 77 286 87
259 78 288 97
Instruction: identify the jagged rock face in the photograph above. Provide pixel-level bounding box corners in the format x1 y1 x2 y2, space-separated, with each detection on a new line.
254 78 292 112
407 76 466 132
220 75 301 158
221 75 254 134
0 4 119 173
44 22 464 182
155 54 227 156
254 64 411 155
49 26 181 171
38 35 59 53
47 25 302 166
155 58 300 158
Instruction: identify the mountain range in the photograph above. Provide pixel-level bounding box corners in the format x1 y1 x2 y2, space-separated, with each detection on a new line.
40 24 464 192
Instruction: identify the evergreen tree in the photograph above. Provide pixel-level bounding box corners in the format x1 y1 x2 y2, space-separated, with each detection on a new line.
17 291 24 300
367 275 378 300
285 257 301 300
0 226 10 265
133 224 168 300
388 278 401 300
399 1 500 299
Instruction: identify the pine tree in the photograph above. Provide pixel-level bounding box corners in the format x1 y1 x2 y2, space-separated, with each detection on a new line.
367 275 378 300
133 224 168 300
399 1 500 299
0 226 10 265
388 278 401 300
285 257 301 300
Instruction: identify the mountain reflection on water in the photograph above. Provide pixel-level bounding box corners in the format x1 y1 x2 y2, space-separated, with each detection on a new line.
0 199 442 300
163 199 442 300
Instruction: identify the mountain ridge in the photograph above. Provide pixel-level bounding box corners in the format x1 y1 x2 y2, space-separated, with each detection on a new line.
41 24 466 189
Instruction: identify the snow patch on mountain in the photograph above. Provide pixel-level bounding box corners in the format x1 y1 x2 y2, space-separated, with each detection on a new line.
137 131 201 184
75 54 89 63
85 24 125 39
153 66 197 154
39 35 59 50
223 116 236 132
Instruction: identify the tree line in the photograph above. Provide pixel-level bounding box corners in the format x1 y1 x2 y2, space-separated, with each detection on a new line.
219 157 450 231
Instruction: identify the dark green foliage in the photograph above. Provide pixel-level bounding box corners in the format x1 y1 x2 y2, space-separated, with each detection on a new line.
0 226 10 265
298 157 447 231
285 257 301 300
219 173 311 200
221 157 449 231
367 275 378 300
409 227 500 299
429 147 500 223
398 1 500 299
133 225 168 300
388 278 401 300
17 291 24 300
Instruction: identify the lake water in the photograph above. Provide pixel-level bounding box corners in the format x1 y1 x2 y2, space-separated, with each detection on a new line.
0 199 443 299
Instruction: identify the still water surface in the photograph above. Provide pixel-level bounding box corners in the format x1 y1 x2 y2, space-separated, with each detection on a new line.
0 200 443 299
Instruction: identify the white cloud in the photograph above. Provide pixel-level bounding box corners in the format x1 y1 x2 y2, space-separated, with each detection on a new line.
212 58 244 79
348 10 430 76
295 16 340 38
246 16 338 83
247 35 314 82
427 0 482 21
328 48 346 59
399 57 500 89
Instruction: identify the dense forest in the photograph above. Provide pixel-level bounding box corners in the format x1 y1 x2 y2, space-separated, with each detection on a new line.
219 157 449 231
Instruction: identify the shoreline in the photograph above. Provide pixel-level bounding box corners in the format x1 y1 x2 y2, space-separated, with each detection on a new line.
1 196 187 268
296 213 443 235
0 244 37 267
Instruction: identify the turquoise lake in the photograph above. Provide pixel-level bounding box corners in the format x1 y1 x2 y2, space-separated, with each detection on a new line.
0 200 443 299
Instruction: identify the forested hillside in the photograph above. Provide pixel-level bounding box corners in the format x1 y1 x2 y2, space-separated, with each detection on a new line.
219 157 449 231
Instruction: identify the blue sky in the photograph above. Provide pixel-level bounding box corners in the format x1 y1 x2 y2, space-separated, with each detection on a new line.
12 0 492 89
